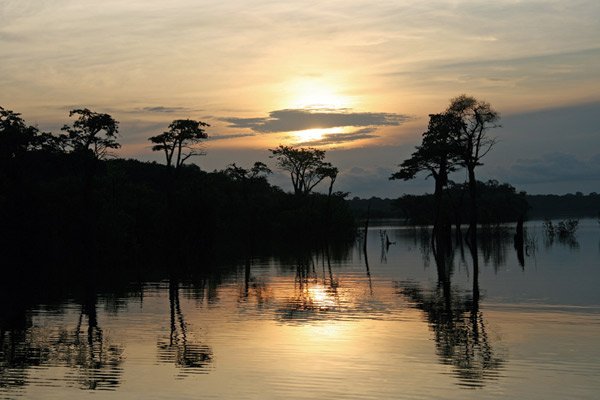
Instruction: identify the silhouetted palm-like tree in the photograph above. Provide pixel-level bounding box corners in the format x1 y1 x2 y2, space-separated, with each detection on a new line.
149 119 209 170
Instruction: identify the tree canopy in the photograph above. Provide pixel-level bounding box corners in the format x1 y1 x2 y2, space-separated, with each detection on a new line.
0 106 60 161
447 94 500 171
149 119 209 169
224 162 272 181
390 112 463 185
269 145 338 196
61 108 120 160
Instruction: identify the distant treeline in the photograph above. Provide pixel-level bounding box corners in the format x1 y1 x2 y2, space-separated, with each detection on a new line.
348 182 600 223
527 192 600 219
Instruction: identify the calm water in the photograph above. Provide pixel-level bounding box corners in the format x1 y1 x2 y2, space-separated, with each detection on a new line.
1 220 599 399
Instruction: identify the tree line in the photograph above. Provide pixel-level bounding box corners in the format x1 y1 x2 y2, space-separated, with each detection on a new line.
349 190 597 221
0 106 354 279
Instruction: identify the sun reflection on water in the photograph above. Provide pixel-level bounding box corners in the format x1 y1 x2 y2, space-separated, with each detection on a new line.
307 284 338 309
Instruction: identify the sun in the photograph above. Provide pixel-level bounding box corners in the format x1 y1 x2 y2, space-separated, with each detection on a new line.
286 78 351 110
278 78 354 146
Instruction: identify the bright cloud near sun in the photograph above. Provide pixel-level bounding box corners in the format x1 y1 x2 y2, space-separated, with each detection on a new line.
286 78 353 110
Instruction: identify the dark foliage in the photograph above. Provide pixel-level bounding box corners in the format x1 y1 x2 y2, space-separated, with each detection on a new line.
391 180 529 225
347 197 397 219
1 154 355 273
269 145 338 196
148 119 209 169
0 108 356 282
528 192 600 218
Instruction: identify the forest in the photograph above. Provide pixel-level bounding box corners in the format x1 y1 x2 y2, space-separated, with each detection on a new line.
0 106 355 282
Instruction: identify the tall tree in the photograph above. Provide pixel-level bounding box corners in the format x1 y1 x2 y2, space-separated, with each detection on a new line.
446 95 500 243
269 145 338 196
61 108 120 160
60 108 120 247
149 119 209 170
0 106 38 162
390 113 463 242
0 106 62 161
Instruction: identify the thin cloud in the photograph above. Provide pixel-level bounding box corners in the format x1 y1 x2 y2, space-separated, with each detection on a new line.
207 133 256 141
222 108 410 133
56 106 202 115
137 106 199 114
296 128 378 146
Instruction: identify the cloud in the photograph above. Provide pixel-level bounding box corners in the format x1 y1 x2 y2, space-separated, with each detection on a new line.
295 128 379 146
509 153 600 184
222 108 410 133
121 106 204 114
137 106 198 113
207 133 256 141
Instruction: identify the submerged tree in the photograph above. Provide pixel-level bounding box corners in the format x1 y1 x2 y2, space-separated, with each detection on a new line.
446 95 500 242
269 145 338 196
149 119 209 170
61 108 120 160
390 113 463 243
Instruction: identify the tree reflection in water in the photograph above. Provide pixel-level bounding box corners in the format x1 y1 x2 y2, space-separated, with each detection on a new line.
156 279 213 377
0 285 124 392
238 258 272 307
544 232 580 250
277 251 342 322
59 289 124 390
397 240 505 388
0 308 35 393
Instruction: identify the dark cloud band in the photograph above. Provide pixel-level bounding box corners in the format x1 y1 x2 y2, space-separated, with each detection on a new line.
222 108 410 133
207 133 256 141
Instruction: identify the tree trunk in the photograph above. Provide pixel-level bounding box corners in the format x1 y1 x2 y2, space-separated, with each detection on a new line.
467 165 477 245
432 177 443 243
363 201 371 256
514 215 525 268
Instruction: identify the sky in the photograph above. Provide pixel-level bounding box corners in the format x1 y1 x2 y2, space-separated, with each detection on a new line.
1 0 599 198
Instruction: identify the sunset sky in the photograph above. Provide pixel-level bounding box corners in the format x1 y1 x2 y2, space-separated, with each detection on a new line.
2 0 599 197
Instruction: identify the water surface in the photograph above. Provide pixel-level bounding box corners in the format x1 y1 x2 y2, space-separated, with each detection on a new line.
1 220 599 399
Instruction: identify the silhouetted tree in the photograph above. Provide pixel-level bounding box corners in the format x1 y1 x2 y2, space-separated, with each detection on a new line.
223 161 274 254
391 113 463 243
149 119 209 170
269 145 338 196
0 106 62 164
0 106 39 162
61 108 120 160
224 161 271 181
59 109 121 258
446 95 500 243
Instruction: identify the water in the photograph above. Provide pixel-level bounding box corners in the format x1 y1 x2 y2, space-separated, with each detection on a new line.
1 220 599 399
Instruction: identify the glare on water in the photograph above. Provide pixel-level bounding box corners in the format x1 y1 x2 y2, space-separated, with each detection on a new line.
1 220 599 399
